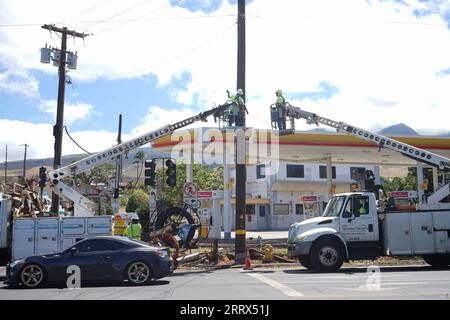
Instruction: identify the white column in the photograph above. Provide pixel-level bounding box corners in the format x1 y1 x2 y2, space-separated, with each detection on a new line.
186 146 194 182
210 191 223 239
432 167 439 192
417 161 424 204
326 157 333 199
373 166 381 185
186 156 193 183
223 164 232 239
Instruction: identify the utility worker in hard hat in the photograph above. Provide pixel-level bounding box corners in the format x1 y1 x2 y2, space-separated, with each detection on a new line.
275 89 286 130
124 214 142 240
226 89 247 126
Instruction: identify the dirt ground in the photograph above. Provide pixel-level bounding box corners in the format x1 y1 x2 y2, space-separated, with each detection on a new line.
176 245 427 269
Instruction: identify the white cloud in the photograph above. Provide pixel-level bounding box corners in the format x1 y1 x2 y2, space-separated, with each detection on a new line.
0 118 133 162
0 69 39 98
131 105 213 137
38 99 98 124
1 0 450 138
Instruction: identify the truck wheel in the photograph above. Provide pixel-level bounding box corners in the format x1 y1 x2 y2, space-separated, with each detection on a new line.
20 264 46 288
298 255 313 270
310 239 344 272
423 255 450 269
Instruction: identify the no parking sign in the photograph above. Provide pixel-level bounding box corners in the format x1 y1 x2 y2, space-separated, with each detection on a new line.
183 182 198 197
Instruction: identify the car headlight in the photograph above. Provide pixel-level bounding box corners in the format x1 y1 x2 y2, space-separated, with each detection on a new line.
156 250 168 258
298 234 309 241
9 259 25 269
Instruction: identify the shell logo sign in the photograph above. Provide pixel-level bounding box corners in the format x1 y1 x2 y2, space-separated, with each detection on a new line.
300 195 318 202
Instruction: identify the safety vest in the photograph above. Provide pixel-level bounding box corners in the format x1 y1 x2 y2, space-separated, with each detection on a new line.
276 95 285 106
124 223 142 240
229 95 245 114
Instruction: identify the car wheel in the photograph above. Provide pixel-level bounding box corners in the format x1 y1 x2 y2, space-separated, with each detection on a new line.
423 255 450 269
310 239 344 272
20 264 46 288
298 255 313 270
126 261 152 285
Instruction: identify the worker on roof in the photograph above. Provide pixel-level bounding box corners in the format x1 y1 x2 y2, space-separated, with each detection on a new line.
275 89 286 130
226 89 247 126
124 213 142 241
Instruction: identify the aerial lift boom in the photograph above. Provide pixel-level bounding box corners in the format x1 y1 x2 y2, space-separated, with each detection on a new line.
48 105 228 216
285 105 450 209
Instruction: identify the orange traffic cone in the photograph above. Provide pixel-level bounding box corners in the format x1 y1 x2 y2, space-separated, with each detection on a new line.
244 247 252 270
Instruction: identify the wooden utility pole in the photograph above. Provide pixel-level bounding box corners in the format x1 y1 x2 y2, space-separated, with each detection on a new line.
20 143 28 185
114 115 123 199
4 145 7 184
235 0 247 264
41 25 88 214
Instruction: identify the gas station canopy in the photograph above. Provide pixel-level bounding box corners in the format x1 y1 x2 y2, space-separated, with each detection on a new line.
151 128 450 167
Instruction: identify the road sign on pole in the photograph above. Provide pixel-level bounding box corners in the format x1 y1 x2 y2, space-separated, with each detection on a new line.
149 189 157 208
183 182 198 198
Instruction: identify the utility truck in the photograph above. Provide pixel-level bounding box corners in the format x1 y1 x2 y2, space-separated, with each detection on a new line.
0 104 228 264
286 107 450 272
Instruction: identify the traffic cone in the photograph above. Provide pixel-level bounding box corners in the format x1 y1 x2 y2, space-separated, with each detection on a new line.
244 247 252 270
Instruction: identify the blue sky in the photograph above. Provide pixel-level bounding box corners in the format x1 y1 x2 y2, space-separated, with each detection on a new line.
1 0 450 161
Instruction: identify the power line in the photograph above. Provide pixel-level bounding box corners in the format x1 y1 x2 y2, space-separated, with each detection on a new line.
75 22 237 77
64 126 92 154
0 14 236 28
247 14 447 26
56 0 114 25
94 3 171 35
83 0 156 30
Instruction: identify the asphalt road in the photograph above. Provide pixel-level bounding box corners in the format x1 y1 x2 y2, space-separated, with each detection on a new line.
1 265 449 300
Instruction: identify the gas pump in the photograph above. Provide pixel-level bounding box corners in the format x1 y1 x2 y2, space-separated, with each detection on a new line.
300 195 323 220
196 190 223 239
386 191 418 211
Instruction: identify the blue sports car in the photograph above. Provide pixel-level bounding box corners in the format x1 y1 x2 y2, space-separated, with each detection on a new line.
5 236 172 288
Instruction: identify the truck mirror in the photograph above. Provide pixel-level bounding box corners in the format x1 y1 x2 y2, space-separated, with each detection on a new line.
342 211 352 218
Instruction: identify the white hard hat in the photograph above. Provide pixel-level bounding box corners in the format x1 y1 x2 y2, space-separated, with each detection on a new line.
276 89 282 94
237 88 243 94
132 213 139 220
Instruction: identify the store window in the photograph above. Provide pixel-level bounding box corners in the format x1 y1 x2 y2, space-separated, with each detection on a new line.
319 166 336 179
246 205 256 215
259 206 266 217
295 204 304 215
273 204 289 215
256 164 266 179
286 164 304 178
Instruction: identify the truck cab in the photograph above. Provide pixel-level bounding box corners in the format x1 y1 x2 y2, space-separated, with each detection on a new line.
288 192 381 272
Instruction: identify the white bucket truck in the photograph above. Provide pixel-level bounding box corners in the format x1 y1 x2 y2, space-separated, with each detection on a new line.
286 107 450 271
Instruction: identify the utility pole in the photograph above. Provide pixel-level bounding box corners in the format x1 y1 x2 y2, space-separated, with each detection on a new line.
20 143 28 185
41 25 88 214
235 0 247 264
112 114 123 214
4 145 7 185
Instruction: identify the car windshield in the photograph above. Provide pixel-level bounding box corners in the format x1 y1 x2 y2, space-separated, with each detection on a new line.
323 196 346 217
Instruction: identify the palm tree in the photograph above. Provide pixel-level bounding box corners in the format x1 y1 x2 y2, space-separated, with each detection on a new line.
133 150 146 183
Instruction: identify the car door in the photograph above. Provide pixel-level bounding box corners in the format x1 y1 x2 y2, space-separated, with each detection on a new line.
46 239 99 283
74 239 117 282
100 240 131 280
339 195 377 242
